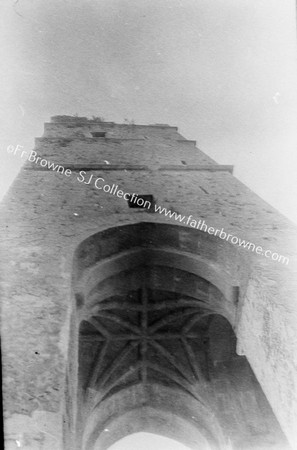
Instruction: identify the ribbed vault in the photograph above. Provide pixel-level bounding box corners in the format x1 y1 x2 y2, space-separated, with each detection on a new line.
65 223 288 450
81 279 212 403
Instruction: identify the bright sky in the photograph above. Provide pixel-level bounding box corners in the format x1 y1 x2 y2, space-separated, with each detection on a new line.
1 0 297 222
106 432 191 450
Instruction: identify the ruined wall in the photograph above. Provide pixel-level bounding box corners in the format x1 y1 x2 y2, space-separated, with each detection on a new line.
1 117 297 449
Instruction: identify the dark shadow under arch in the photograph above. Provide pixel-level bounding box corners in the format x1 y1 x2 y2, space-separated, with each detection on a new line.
63 222 289 450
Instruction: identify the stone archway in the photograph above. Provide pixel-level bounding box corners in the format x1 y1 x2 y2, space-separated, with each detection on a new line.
64 222 289 450
89 406 214 450
106 432 193 450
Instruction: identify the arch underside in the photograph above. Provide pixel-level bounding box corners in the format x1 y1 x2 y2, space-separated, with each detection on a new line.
86 403 214 450
69 223 289 450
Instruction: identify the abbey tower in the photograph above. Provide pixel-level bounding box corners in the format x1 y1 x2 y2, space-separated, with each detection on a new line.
1 116 297 450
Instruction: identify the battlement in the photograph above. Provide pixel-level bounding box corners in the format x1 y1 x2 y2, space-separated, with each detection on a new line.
50 115 178 130
33 118 215 167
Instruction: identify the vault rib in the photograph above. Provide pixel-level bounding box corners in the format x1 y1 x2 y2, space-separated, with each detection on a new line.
181 337 203 381
88 342 109 390
146 362 205 404
148 308 201 334
91 298 208 313
100 361 142 400
183 313 210 334
141 285 148 384
149 298 209 311
149 340 194 384
90 361 143 410
95 312 142 336
87 317 110 338
98 341 139 388
92 301 143 312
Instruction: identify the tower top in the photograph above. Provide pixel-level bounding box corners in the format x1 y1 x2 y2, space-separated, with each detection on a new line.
50 115 177 129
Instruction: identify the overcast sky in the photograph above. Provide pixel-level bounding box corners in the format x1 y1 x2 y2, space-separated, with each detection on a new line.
1 0 297 223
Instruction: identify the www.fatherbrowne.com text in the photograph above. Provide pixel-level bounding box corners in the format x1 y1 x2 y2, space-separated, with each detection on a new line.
8 146 290 266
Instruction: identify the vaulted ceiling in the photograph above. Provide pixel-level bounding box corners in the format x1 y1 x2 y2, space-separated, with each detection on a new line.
72 224 288 450
79 267 213 405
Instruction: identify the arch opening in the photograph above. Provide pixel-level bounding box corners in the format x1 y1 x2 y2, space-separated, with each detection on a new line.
105 432 195 450
106 432 192 450
64 222 290 450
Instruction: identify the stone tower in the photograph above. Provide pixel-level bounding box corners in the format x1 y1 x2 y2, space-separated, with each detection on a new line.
1 116 297 450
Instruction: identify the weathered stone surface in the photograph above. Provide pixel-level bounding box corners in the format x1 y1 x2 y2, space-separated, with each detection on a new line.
4 411 62 449
1 117 297 449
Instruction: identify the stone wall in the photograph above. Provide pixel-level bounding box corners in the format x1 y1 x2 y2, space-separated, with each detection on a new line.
1 117 297 449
